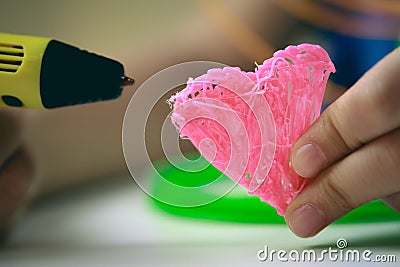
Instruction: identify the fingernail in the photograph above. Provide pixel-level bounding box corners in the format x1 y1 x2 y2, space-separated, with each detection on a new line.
286 203 326 237
292 143 327 177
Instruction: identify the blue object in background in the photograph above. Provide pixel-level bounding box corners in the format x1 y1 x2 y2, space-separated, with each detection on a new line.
327 32 398 89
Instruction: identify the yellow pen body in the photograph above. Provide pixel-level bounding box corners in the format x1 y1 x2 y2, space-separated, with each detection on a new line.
0 32 51 109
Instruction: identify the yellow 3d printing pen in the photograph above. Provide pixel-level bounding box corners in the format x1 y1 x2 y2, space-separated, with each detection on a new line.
0 32 134 109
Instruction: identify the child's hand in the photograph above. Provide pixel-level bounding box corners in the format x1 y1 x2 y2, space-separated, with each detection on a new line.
285 48 400 237
0 110 33 236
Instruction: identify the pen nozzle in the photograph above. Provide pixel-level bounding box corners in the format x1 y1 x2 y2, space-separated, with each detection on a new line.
121 76 135 87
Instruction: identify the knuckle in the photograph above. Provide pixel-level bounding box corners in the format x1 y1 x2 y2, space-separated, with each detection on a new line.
319 108 354 155
373 130 400 180
384 130 400 163
317 172 358 214
0 148 33 204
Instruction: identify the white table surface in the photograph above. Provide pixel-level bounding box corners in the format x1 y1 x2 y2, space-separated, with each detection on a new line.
0 175 399 267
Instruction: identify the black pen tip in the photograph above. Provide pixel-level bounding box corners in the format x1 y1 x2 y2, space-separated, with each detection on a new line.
121 76 135 87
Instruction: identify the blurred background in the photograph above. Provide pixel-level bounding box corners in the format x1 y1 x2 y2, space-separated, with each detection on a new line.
0 1 399 265
1 0 397 195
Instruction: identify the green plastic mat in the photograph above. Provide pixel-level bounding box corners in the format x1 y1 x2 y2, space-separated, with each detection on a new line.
150 155 400 224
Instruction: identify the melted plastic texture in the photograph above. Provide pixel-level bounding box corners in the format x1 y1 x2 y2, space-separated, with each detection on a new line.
169 44 335 215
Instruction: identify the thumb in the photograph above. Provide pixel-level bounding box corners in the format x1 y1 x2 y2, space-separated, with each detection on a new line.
285 128 400 237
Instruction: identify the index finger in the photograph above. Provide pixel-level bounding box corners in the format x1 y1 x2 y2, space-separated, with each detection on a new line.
291 48 400 178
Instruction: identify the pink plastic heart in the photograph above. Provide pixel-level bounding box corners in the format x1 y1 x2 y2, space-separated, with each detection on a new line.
169 44 335 215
